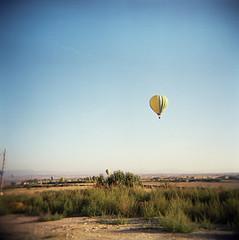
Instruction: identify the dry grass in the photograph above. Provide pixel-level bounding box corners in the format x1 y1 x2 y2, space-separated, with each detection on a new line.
4 184 94 195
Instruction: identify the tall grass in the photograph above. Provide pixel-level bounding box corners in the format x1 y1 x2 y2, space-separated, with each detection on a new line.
1 187 239 232
159 201 196 233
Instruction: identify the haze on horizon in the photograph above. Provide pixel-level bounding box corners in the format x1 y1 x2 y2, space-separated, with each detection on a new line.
0 0 239 174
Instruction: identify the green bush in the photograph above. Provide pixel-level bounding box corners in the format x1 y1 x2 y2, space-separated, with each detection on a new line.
63 199 74 216
159 202 196 233
198 216 214 230
97 171 141 187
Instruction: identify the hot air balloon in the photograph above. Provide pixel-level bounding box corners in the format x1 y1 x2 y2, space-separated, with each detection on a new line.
149 95 168 119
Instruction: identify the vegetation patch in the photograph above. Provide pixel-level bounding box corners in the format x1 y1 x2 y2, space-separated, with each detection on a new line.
198 216 214 230
96 171 141 187
159 202 196 233
38 212 63 222
1 181 239 233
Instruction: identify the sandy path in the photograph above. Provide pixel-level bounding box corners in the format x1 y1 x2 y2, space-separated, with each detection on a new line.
0 215 238 240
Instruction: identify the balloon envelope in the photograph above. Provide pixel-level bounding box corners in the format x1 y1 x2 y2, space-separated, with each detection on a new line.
149 95 168 117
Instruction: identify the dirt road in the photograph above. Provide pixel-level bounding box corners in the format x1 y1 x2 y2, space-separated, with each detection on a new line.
0 215 238 240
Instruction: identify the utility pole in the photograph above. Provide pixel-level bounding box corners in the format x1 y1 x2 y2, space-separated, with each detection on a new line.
0 148 6 196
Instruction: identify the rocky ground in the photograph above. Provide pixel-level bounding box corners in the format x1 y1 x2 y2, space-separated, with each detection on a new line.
0 215 238 240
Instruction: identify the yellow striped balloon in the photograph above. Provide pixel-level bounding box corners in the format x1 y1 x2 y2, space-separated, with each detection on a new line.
149 95 168 118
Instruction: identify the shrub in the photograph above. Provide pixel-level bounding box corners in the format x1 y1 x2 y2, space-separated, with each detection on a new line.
159 202 196 233
223 198 239 225
97 171 141 187
63 199 74 216
142 201 157 219
96 174 105 186
27 195 48 215
198 216 214 230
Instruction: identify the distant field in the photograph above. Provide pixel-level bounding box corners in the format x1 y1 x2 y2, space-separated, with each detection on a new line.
4 180 239 195
143 180 239 189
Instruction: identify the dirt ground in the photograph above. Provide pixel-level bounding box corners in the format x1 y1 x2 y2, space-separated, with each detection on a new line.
0 215 238 240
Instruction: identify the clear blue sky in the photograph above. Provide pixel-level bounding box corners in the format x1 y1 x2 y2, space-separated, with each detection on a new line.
0 0 239 174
